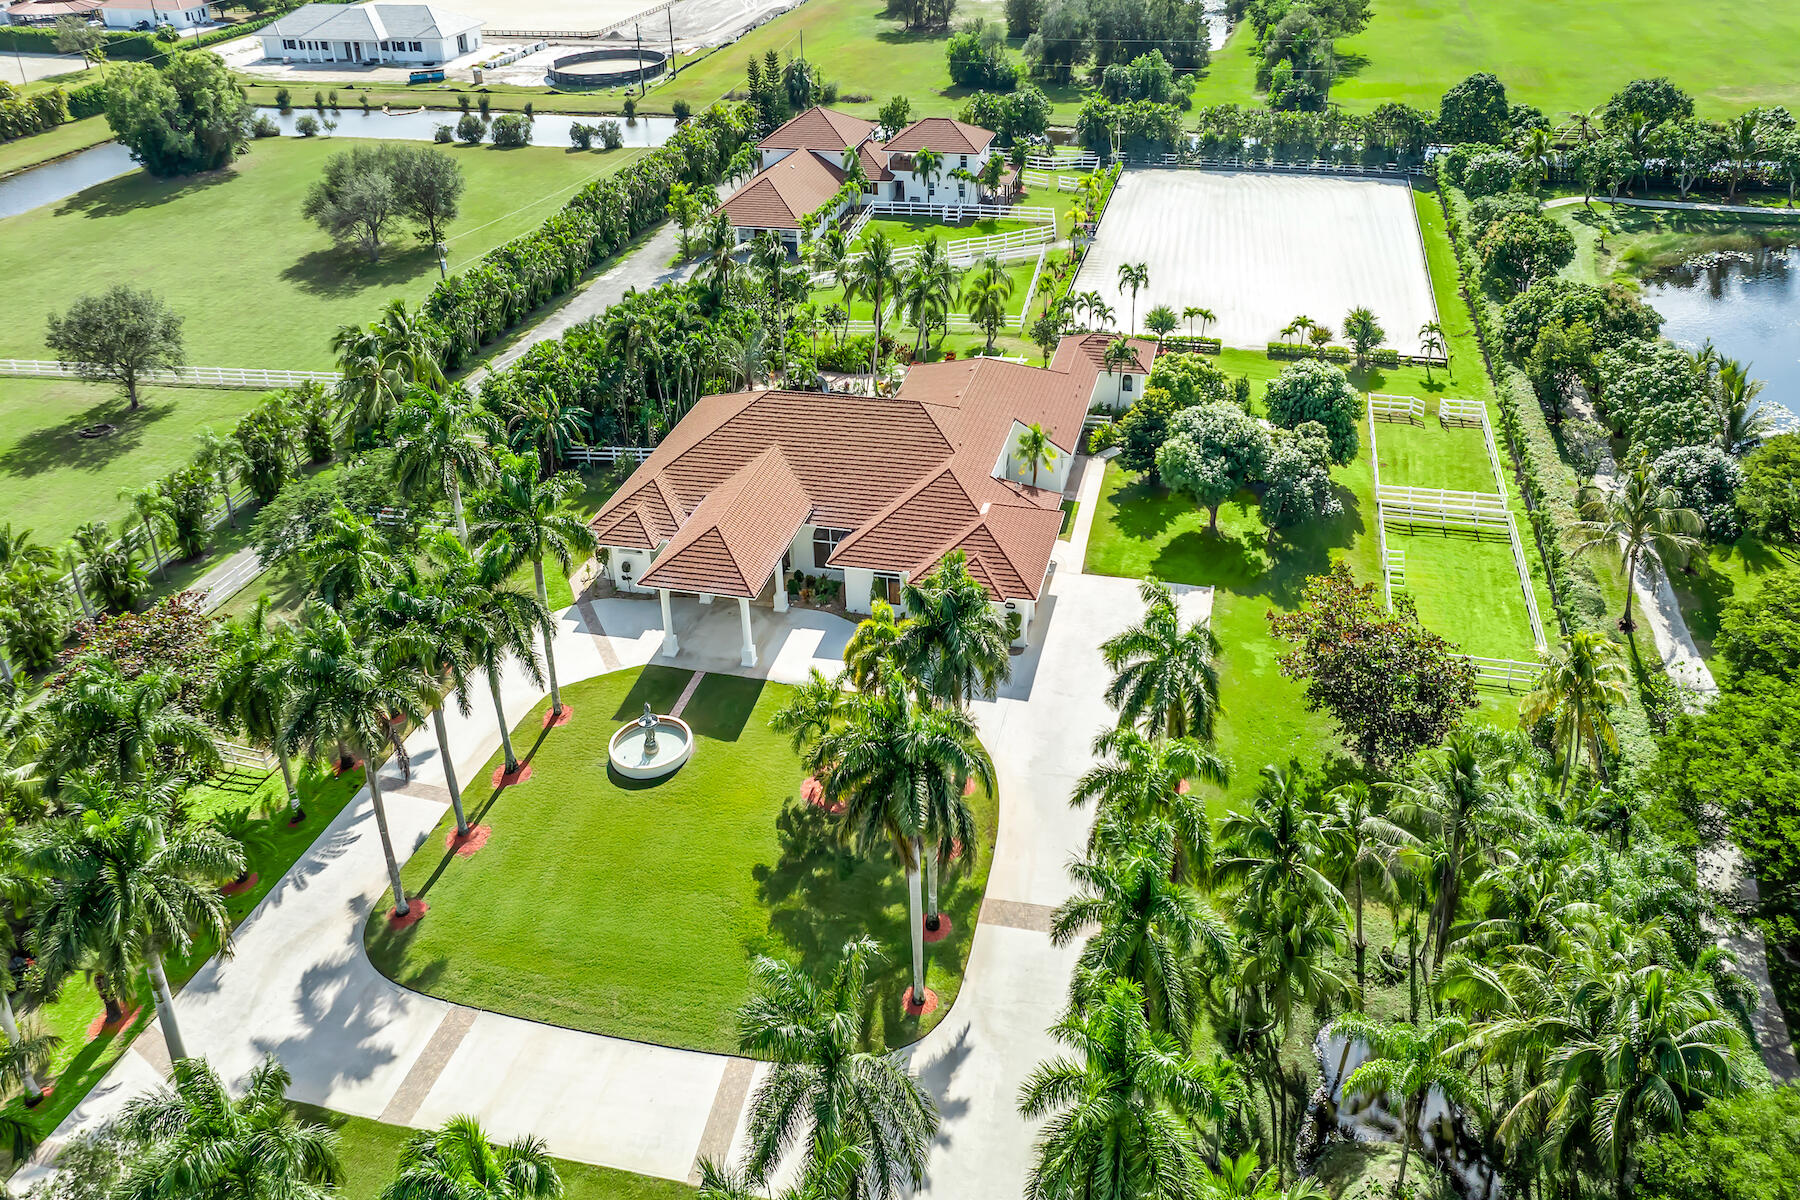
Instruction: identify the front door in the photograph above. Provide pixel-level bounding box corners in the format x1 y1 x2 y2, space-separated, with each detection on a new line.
347 41 361 62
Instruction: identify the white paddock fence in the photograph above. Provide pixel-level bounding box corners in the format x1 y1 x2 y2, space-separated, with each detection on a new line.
1368 392 1425 425
1022 169 1083 193
0 359 341 390
563 445 655 466
868 199 1054 224
1025 153 1103 170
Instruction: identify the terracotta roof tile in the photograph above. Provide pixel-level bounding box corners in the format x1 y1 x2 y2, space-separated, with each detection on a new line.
1049 332 1158 374
717 151 846 231
638 446 811 597
759 107 879 152
882 117 996 155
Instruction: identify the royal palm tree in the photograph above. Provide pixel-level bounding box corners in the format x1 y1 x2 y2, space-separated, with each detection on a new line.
894 551 1011 709
1418 320 1447 382
283 604 426 919
1018 977 1229 1200
302 505 396 611
843 602 905 695
120 486 175 579
1573 457 1703 632
1053 822 1230 1039
1114 262 1148 335
1014 422 1058 489
737 938 938 1200
770 667 850 757
1100 578 1222 742
192 428 247 529
385 1115 561 1200
113 1056 343 1200
211 597 306 820
392 385 501 544
1521 629 1628 794
1715 358 1773 454
959 257 1015 353
805 673 989 1007
456 563 549 780
1073 726 1224 883
41 661 220 784
847 230 902 386
26 774 243 1061
1334 1014 1478 1195
471 457 595 723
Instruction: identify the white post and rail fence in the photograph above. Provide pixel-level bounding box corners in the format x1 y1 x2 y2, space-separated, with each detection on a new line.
0 360 341 390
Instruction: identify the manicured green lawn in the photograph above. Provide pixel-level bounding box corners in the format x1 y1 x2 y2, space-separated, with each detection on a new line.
0 377 271 546
365 666 997 1054
854 214 1037 250
6 766 363 1160
295 1105 694 1200
0 116 112 179
1550 202 1800 286
1373 417 1496 494
0 135 643 368
1666 537 1800 668
1325 0 1800 116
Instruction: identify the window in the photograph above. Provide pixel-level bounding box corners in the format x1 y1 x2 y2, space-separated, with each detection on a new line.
958 183 966 198
1122 374 1134 393
959 155 968 168
410 40 422 51
812 527 848 566
874 573 902 604
282 38 294 48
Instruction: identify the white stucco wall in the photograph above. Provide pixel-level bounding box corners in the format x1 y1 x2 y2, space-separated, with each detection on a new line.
1088 368 1145 413
604 545 656 593
262 28 479 64
105 5 207 29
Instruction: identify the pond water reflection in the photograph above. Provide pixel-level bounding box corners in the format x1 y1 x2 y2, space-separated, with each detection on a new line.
1645 242 1800 429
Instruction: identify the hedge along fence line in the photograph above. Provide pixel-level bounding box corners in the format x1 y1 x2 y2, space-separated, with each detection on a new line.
420 103 753 370
0 78 106 144
1433 177 1659 772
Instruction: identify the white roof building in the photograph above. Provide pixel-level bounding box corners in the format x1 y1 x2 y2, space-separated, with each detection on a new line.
101 0 209 29
259 2 482 66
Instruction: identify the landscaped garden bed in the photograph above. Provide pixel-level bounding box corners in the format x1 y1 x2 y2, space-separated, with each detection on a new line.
364 665 996 1053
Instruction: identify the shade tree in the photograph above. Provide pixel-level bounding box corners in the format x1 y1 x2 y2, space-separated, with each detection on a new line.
1261 359 1360 465
103 52 252 177
44 286 185 412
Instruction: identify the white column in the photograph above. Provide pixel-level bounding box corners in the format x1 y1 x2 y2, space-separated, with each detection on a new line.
773 565 789 613
738 596 758 667
659 588 679 657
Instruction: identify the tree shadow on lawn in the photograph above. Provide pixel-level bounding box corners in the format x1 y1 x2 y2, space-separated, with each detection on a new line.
280 242 439 299
0 392 167 478
53 162 239 220
1347 364 1450 397
1139 479 1361 611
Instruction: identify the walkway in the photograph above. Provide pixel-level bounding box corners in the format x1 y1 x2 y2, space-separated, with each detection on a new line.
1543 194 1800 218
15 501 1219 1197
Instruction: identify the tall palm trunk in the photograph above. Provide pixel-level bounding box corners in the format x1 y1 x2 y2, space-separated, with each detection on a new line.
146 948 187 1062
533 560 563 716
276 744 303 822
68 563 94 620
489 669 518 773
449 476 467 544
924 840 942 930
364 737 411 916
1353 870 1366 1001
94 971 124 1024
0 988 44 1099
905 839 926 1003
219 472 237 527
1619 545 1639 629
432 707 469 835
140 518 165 578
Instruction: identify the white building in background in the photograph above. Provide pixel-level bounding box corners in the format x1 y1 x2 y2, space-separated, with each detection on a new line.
259 2 482 65
100 0 208 30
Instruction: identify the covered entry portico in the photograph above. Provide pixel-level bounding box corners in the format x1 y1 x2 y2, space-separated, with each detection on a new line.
653 581 786 668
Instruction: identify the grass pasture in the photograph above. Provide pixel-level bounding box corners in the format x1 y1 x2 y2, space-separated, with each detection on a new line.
365 666 996 1054
0 135 641 368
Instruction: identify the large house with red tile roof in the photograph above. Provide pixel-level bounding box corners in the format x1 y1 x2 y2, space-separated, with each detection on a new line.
589 335 1156 665
718 107 1002 248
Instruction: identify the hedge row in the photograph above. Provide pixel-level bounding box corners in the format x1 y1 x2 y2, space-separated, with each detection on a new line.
1268 341 1352 362
1433 178 1658 772
421 104 753 370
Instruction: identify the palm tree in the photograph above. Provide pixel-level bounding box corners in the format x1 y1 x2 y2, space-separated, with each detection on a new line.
1334 1014 1478 1195
1052 822 1230 1039
705 211 737 293
331 303 444 442
736 937 938 1200
1725 111 1760 203
1215 765 1345 918
1520 126 1556 192
504 383 591 477
113 1056 343 1200
899 238 957 357
843 603 905 696
847 230 902 386
1520 629 1627 794
385 1115 562 1200
392 386 501 543
193 428 247 528
1715 358 1772 454
211 597 307 820
697 1147 863 1200
0 828 56 1103
1573 457 1703 631
895 550 1011 708
805 673 989 1007
1100 578 1221 742
42 661 220 784
1117 261 1149 333
302 504 396 611
27 774 244 1061
1101 333 1135 376
1144 304 1178 345
1018 977 1228 1200
1418 320 1447 382
283 604 427 919
59 534 94 621
456 561 550 780
1319 782 1398 999
1183 305 1215 341
1014 422 1058 488
120 486 175 579
1074 289 1103 329
1073 726 1224 884
471 457 595 722
911 147 944 202
959 256 1014 353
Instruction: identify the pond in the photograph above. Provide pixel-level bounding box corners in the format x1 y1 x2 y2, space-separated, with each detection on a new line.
1645 242 1800 430
0 107 679 220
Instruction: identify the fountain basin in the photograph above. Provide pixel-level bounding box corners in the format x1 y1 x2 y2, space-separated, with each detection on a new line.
607 716 694 780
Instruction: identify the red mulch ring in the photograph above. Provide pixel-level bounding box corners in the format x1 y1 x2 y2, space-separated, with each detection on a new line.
220 873 260 897
902 986 939 1017
24 1086 53 1108
286 812 308 828
333 758 364 777
922 914 954 944
388 900 430 930
491 762 533 788
1176 778 1191 794
86 1006 141 1042
962 777 977 796
542 705 575 730
446 824 492 857
802 776 846 815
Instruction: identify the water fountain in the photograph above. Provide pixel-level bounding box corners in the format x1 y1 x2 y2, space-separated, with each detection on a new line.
607 702 693 780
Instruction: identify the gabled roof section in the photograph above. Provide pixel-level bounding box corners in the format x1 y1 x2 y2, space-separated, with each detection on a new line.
916 504 1062 602
828 465 985 569
717 150 846 231
758 107 878 152
638 447 810 598
1050 333 1158 375
589 473 687 550
882 117 996 156
855 143 894 182
265 3 481 40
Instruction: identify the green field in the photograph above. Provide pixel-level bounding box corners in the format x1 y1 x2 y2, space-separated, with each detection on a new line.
0 135 643 368
853 214 1037 250
0 376 268 546
365 666 996 1054
1549 202 1800 287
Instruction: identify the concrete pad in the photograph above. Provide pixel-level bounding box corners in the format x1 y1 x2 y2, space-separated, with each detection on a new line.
1076 169 1438 354
413 1013 732 1180
11 1048 165 1187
